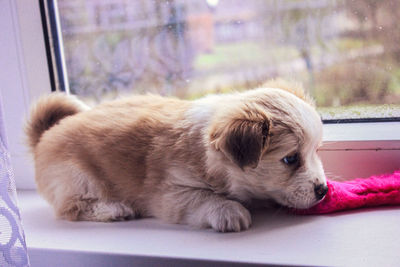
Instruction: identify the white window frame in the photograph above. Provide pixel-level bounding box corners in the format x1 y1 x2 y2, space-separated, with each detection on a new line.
1 0 50 189
1 0 399 190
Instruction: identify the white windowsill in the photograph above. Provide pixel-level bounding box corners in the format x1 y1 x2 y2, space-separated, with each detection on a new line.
323 122 400 142
19 190 400 267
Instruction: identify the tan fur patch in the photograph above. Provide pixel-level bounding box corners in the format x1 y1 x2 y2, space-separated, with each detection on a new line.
263 78 315 106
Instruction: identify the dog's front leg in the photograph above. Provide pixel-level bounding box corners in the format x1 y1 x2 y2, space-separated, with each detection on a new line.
154 186 252 232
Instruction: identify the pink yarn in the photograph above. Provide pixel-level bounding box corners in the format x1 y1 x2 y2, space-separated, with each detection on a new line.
294 170 400 215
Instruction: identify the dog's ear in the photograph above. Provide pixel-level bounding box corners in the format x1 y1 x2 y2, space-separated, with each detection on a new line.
211 119 270 169
225 120 270 169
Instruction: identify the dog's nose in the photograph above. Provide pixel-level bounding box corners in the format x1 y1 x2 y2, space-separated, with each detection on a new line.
314 184 328 200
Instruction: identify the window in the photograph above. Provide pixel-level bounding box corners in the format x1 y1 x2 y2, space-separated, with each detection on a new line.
52 0 400 121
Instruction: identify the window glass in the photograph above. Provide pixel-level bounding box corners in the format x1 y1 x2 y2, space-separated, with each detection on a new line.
57 0 400 119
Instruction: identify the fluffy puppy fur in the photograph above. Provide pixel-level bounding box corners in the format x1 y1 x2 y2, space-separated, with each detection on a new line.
26 81 326 232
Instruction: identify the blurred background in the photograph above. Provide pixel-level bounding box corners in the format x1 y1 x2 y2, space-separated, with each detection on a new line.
57 0 400 119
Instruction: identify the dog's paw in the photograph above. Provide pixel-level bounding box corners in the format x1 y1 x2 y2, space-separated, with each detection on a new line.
90 202 136 222
209 200 251 232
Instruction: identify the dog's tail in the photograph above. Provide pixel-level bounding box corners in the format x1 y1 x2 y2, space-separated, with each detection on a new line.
25 93 89 150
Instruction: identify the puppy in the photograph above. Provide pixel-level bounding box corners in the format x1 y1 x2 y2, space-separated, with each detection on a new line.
26 80 327 232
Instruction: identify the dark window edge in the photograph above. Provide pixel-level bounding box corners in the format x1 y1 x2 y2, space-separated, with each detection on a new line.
323 117 400 124
38 0 67 92
38 0 56 92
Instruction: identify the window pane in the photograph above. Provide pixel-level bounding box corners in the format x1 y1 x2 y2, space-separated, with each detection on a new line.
57 0 400 120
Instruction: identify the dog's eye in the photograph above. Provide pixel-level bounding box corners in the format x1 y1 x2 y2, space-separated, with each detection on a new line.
282 153 299 165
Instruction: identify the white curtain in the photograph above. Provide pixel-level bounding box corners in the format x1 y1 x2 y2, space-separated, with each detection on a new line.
0 94 29 266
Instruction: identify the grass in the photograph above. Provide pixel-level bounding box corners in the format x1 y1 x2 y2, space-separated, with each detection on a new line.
193 37 378 73
194 41 299 72
318 104 400 120
332 38 378 52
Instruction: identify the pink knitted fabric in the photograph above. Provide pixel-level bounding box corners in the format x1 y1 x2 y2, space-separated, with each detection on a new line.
295 170 400 215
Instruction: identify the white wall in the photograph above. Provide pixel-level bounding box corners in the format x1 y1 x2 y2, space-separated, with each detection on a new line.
0 0 51 189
